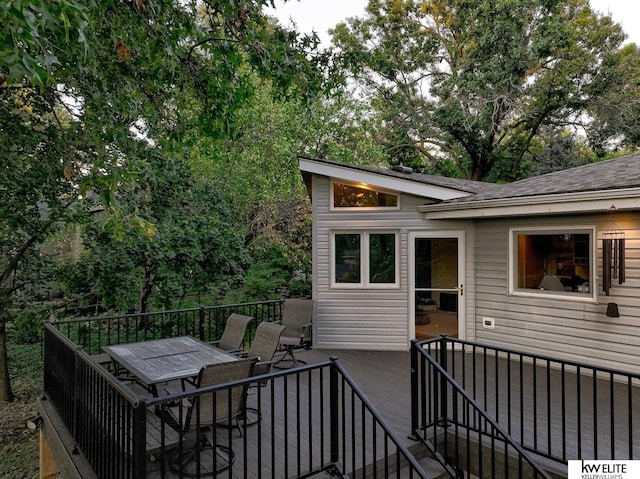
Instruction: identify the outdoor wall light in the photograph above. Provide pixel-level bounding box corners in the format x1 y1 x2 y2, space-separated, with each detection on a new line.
605 302 620 318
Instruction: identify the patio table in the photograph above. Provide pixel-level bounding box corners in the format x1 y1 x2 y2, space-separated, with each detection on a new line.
103 336 239 395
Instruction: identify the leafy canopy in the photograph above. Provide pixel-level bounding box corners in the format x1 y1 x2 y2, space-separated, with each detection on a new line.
331 0 633 180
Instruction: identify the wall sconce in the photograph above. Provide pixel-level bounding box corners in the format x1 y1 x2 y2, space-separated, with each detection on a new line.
606 302 620 318
602 206 625 296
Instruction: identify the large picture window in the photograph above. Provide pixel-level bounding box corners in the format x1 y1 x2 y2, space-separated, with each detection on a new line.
333 232 398 287
332 181 399 209
510 228 594 298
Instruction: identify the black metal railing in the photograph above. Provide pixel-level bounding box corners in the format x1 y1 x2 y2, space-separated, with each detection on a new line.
50 301 284 355
44 326 148 478
412 336 640 477
43 319 430 478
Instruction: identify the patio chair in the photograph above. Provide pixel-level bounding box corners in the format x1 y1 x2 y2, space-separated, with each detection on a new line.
234 321 286 427
244 321 287 377
210 313 253 353
169 356 257 476
274 298 314 368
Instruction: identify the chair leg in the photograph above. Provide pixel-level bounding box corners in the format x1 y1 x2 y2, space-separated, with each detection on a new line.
273 347 307 369
170 434 235 476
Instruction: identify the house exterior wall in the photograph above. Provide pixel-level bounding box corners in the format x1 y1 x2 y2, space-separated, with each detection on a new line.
310 174 475 351
473 213 640 374
308 169 640 371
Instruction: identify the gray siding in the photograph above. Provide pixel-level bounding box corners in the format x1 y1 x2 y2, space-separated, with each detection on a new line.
311 175 474 351
474 213 640 374
307 168 640 372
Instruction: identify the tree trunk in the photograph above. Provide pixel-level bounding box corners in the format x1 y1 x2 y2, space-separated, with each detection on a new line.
140 267 153 314
0 320 15 402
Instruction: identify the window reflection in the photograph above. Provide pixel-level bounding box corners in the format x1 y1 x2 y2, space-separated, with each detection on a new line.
335 234 361 283
516 233 590 293
333 182 398 208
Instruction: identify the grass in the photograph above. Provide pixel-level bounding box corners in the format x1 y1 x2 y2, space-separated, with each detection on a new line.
0 337 42 479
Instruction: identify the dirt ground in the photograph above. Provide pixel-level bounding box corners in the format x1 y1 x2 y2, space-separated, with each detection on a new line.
0 342 42 479
0 398 39 479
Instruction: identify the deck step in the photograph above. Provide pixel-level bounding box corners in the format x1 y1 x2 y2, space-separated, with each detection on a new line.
405 455 448 478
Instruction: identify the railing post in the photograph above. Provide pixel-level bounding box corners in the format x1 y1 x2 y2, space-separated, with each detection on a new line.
72 348 82 453
439 334 448 428
329 357 340 467
410 340 420 440
132 401 147 478
198 306 205 341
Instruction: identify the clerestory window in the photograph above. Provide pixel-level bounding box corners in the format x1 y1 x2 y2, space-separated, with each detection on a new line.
332 181 399 209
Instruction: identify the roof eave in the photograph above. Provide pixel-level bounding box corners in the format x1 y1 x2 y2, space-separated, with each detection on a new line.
299 157 472 201
418 188 640 219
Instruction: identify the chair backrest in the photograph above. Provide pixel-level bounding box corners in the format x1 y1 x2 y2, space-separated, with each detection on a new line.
217 313 253 351
187 357 257 429
247 322 286 364
281 298 314 340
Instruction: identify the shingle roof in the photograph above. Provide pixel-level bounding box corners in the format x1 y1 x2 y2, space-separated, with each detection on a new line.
446 152 640 204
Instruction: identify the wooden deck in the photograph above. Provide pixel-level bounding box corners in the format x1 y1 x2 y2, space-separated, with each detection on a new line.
143 347 638 478
146 348 436 478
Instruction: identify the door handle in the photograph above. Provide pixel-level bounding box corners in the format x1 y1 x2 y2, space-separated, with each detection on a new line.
460 284 464 296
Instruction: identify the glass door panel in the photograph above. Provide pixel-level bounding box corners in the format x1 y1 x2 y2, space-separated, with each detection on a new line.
414 237 460 339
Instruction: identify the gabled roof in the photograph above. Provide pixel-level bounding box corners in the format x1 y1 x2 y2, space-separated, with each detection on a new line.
298 156 500 201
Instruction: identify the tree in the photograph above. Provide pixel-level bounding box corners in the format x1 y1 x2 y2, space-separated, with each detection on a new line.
586 43 640 152
0 0 332 401
184 74 389 288
0 86 87 401
331 0 630 181
59 154 247 313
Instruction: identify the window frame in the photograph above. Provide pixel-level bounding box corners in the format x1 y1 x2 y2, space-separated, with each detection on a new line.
330 230 400 289
508 226 597 302
330 180 401 211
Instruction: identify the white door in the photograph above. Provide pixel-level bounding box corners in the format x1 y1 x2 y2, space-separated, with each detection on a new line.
409 231 465 341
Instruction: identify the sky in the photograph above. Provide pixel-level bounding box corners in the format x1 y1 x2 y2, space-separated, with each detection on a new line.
268 0 640 47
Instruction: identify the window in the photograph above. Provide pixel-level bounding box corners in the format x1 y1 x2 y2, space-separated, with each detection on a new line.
510 227 594 298
333 232 398 287
332 181 399 209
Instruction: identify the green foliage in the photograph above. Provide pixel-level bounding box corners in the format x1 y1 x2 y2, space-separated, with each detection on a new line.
0 1 334 399
225 245 311 302
59 154 247 312
0 0 89 86
586 43 640 152
1 0 333 312
332 0 632 181
5 331 42 396
11 309 44 345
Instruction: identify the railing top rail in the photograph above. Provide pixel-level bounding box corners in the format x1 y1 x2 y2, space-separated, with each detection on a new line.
44 323 143 406
50 300 285 325
413 340 553 479
331 356 431 479
44 322 81 350
417 335 640 380
146 360 334 407
77 349 144 406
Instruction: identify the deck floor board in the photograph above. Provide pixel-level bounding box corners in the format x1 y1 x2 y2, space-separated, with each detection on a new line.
146 347 639 478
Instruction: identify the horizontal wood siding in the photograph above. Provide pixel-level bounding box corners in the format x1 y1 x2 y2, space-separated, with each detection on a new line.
311 175 474 351
474 213 640 374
